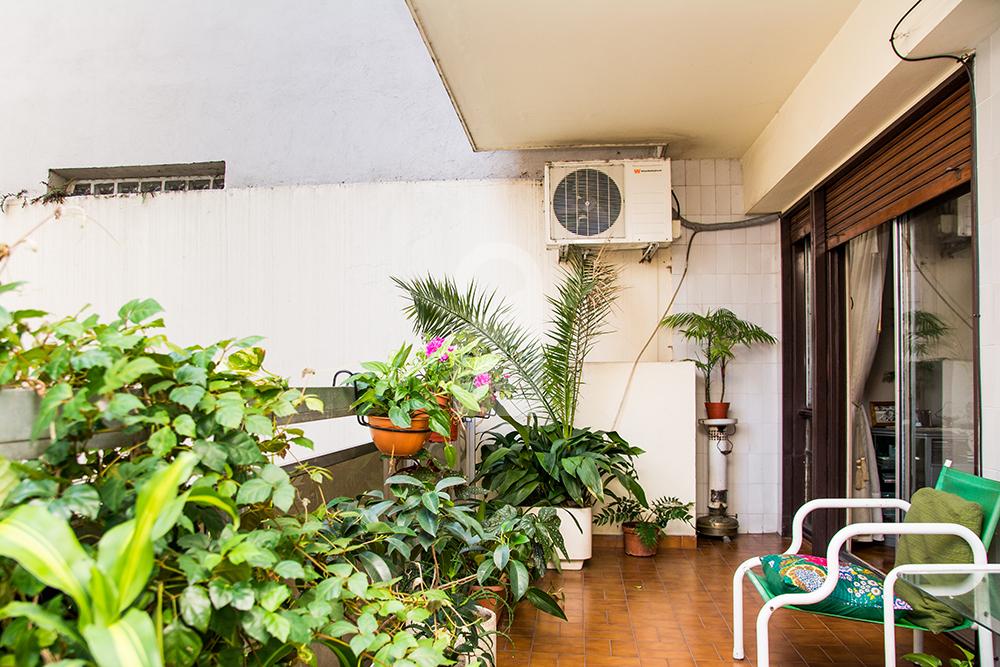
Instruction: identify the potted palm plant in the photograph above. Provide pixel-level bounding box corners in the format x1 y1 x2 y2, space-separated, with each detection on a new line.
395 250 640 569
660 308 777 419
595 495 694 557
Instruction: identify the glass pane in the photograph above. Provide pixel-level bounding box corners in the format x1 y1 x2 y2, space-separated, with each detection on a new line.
898 192 976 492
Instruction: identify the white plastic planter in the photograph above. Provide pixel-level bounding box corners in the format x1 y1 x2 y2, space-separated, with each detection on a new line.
530 506 592 570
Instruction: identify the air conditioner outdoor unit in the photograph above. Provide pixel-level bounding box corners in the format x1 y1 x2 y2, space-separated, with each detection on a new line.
545 158 672 249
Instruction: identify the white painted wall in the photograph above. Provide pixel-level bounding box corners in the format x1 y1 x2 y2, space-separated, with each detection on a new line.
577 363 697 537
0 160 783 532
0 0 650 196
975 26 1000 481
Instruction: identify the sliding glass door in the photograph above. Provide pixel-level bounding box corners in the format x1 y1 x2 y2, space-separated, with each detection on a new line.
848 188 976 568
897 191 976 493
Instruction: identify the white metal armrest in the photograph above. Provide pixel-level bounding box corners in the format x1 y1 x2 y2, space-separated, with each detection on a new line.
746 522 985 666
883 562 997 666
785 497 912 555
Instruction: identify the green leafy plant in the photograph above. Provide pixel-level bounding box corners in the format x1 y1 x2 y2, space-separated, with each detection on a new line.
476 415 645 508
660 308 777 403
0 453 196 667
324 474 566 624
347 342 452 438
395 250 621 437
594 495 694 548
420 334 508 419
476 505 567 584
0 299 464 666
903 644 975 666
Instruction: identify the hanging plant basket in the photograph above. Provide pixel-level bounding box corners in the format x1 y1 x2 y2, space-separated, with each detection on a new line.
365 413 430 457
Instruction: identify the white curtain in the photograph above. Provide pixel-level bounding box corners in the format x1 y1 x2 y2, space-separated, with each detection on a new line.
847 228 887 533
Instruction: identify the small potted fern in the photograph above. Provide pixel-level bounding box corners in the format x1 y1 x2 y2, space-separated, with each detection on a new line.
595 495 694 557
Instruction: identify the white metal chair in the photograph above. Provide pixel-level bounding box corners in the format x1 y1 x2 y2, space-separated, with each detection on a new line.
733 462 1000 666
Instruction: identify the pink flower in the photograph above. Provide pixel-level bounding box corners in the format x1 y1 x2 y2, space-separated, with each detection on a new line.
425 337 445 356
473 373 491 388
502 373 510 379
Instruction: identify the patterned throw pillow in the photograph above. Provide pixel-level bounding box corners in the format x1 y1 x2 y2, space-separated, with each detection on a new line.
761 553 912 622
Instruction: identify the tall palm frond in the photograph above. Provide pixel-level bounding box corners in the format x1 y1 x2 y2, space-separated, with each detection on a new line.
392 274 557 421
394 251 621 431
543 252 621 436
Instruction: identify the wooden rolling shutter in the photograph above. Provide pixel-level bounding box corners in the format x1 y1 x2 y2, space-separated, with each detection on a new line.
824 78 972 248
787 203 811 242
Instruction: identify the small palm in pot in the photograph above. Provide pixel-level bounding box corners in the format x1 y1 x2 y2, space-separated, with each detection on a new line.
660 308 777 419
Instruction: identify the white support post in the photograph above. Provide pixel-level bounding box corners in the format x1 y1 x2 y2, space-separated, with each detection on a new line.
732 556 761 660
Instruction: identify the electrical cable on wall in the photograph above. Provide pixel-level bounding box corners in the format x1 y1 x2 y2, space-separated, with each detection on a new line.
889 0 983 461
612 0 983 469
610 190 779 429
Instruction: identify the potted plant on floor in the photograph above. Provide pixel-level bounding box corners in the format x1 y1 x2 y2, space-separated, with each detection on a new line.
476 416 645 569
323 473 567 630
595 495 694 557
347 343 452 457
396 250 631 569
471 503 566 617
659 307 777 419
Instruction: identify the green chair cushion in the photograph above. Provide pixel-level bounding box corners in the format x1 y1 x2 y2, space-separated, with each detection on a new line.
895 486 984 633
761 553 912 622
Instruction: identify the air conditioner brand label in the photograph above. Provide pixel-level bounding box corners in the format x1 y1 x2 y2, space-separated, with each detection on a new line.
633 168 664 174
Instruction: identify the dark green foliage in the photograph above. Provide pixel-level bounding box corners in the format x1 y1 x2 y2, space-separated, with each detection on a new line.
477 413 645 509
594 496 694 548
324 473 567 628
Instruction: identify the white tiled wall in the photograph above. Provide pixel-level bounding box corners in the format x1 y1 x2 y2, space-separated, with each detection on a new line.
667 159 783 533
976 29 1000 482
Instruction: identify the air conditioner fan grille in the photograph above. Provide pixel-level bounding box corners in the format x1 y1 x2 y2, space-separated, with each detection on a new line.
552 168 622 237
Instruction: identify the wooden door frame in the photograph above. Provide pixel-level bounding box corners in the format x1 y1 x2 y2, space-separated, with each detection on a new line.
779 68 977 554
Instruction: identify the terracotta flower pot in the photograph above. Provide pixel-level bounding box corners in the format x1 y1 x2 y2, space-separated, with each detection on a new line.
470 584 507 616
367 413 430 457
705 402 730 419
623 523 657 557
428 394 459 443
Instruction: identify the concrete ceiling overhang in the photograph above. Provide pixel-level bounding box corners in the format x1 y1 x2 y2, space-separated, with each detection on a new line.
405 0 861 157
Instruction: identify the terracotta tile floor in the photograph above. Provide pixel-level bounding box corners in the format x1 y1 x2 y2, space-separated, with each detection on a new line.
500 534 967 666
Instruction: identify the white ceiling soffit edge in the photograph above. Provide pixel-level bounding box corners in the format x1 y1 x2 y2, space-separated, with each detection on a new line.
742 0 1000 214
405 0 860 157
